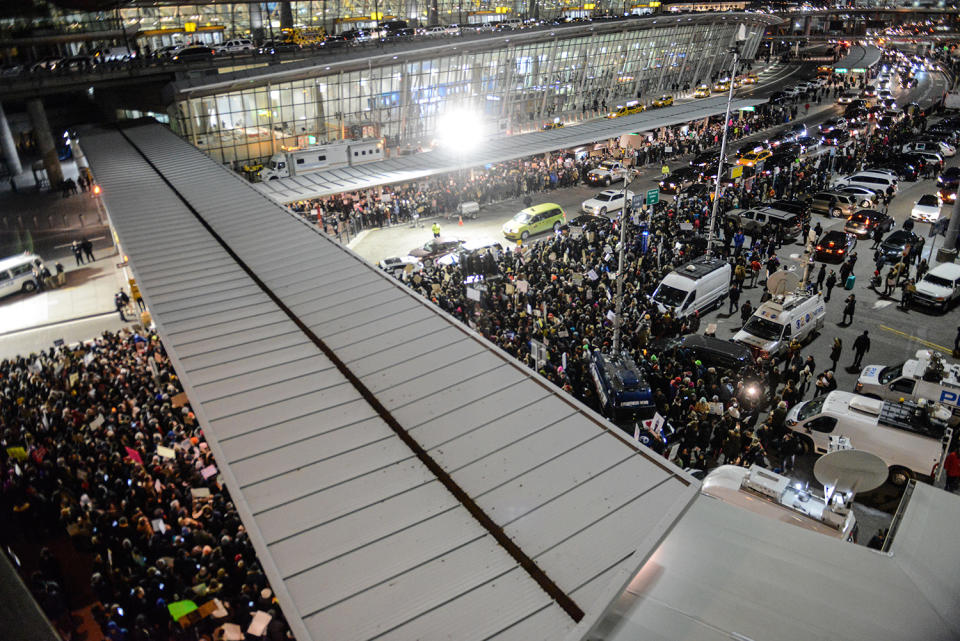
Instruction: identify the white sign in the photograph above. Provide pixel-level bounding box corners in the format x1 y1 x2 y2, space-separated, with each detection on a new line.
516 280 529 294
587 270 599 281
466 287 481 301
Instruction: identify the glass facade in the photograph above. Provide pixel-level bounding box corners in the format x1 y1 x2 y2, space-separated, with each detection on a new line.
172 20 762 165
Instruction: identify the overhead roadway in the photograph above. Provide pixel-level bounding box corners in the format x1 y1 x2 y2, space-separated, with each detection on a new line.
833 44 882 73
253 95 765 204
81 121 699 641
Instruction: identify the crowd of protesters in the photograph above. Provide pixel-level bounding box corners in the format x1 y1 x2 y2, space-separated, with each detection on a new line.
382 88 941 475
0 331 291 641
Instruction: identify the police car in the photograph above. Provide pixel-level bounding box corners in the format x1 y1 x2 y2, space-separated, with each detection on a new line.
857 350 960 423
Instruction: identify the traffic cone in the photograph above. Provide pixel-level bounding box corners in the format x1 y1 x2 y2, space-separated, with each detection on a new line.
458 215 463 226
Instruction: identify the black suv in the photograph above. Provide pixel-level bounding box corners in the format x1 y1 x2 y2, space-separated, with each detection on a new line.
650 334 755 371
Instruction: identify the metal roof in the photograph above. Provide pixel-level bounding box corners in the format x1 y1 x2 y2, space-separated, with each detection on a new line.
254 96 765 204
594 492 959 641
81 121 698 641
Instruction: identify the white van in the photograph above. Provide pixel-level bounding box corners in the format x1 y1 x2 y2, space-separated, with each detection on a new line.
701 464 857 541
650 256 731 318
786 391 950 485
496 18 523 30
857 350 960 422
0 253 43 298
220 39 256 53
834 172 898 196
733 292 825 359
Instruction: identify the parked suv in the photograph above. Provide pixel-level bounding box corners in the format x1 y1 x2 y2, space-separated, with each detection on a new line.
220 39 256 53
808 191 861 218
911 263 960 312
725 207 802 239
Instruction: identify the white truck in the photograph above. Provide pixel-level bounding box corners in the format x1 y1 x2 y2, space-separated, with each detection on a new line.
786 391 951 486
857 350 960 423
701 464 858 541
733 292 825 359
259 138 384 180
586 160 629 186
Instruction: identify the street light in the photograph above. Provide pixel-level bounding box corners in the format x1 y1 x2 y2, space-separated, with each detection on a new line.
706 25 750 255
612 171 635 354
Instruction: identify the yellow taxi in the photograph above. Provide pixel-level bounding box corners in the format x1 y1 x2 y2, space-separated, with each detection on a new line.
737 149 772 167
501 203 566 241
606 99 645 118
694 84 711 98
732 77 743 89
713 79 731 93
542 118 565 130
651 94 674 108
742 72 759 85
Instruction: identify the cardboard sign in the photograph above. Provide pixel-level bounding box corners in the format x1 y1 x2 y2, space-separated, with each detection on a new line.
247 611 272 637
68 373 79 388
171 392 188 408
90 414 105 430
156 445 176 459
516 280 529 294
190 487 211 499
200 464 218 480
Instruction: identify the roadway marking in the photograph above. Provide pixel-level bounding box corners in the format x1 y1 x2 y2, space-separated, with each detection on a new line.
879 325 952 354
872 300 894 309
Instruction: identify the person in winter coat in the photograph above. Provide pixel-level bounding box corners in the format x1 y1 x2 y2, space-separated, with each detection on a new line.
829 337 842 372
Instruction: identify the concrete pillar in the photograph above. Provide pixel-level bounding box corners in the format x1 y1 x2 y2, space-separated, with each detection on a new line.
26 98 63 187
279 2 293 29
803 16 812 36
0 102 22 177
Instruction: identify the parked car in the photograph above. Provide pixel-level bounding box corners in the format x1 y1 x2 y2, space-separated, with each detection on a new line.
876 229 924 266
844 209 894 238
172 46 217 62
910 194 943 223
407 237 465 265
807 191 862 218
814 230 856 263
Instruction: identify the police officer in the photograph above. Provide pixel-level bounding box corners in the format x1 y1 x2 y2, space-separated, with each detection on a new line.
431 222 441 238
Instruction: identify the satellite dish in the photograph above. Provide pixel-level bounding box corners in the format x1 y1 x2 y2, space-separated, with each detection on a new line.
814 449 888 497
766 270 799 296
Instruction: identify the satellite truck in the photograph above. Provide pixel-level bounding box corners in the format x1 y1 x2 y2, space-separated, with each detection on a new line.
259 138 384 180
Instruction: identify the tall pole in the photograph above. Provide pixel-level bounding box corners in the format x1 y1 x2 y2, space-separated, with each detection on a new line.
940 185 960 263
612 173 633 354
706 47 739 255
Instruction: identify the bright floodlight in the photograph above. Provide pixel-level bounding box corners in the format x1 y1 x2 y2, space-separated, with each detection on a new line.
436 109 486 151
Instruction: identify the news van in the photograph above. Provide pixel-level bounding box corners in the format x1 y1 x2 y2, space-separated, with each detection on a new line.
650 256 731 318
260 138 384 180
857 350 960 423
733 292 825 359
786 391 951 486
701 464 857 541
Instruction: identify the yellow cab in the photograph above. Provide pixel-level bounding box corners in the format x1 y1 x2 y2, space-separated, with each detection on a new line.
651 94 674 108
713 79 731 93
606 99 645 118
742 72 758 85
737 149 772 167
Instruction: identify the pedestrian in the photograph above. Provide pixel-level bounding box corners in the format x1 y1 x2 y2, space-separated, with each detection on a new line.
81 238 95 262
841 294 856 325
871 225 883 249
825 270 837 301
431 221 441 238
945 449 960 492
815 263 826 290
71 241 84 266
728 284 741 314
954 326 960 358
740 299 753 328
829 337 842 372
852 330 870 369
114 292 128 322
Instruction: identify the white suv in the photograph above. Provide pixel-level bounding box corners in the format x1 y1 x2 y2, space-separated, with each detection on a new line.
220 39 256 53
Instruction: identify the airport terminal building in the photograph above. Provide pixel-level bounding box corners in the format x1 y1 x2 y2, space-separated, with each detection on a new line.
168 14 772 165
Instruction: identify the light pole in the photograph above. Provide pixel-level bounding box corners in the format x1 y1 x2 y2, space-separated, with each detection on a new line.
612 172 634 354
706 26 748 255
